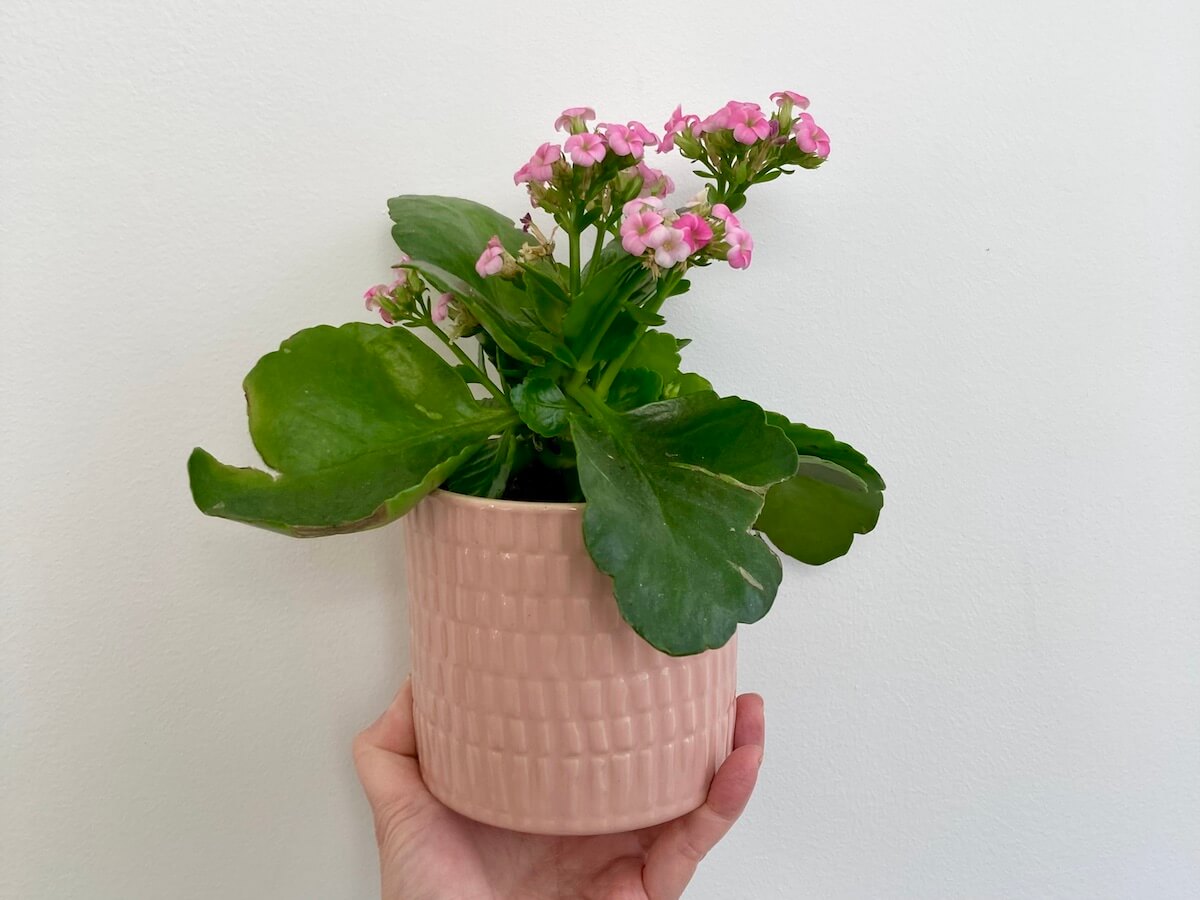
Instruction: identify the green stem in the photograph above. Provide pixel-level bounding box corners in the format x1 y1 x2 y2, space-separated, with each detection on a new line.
564 382 611 422
568 225 581 296
425 322 507 401
595 271 683 400
566 298 627 393
589 222 607 273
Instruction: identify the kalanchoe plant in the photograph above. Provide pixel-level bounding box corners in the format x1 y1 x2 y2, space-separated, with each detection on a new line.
188 95 883 656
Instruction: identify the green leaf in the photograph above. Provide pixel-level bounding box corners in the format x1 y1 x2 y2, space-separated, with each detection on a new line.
624 330 711 399
444 430 524 499
188 323 515 536
593 310 640 364
755 413 885 564
666 372 713 398
765 413 885 493
564 251 650 356
607 367 663 411
519 260 570 330
571 392 798 655
388 195 564 364
510 375 572 437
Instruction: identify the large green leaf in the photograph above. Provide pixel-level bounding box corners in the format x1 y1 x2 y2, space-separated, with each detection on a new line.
623 329 712 399
387 195 563 364
188 323 514 536
755 413 885 564
571 393 798 655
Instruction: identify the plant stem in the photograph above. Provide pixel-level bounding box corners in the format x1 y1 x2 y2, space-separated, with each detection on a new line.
568 224 581 296
595 271 683 400
566 299 627 393
424 323 507 401
589 222 607 272
564 382 611 422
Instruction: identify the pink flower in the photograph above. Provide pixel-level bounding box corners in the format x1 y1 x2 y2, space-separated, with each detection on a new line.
513 162 532 185
627 121 659 148
527 142 562 181
653 227 692 267
673 212 713 252
475 235 505 278
711 203 740 227
363 284 394 323
770 91 810 110
432 292 452 323
728 103 771 145
599 124 636 158
793 113 830 158
620 210 669 255
660 105 700 152
564 132 606 167
700 101 745 133
599 123 655 159
363 284 387 308
622 196 664 217
554 106 596 133
725 225 754 269
634 161 674 197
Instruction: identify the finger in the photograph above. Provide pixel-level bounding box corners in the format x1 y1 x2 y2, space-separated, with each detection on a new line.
642 693 765 900
732 692 765 752
359 676 419 758
352 677 428 817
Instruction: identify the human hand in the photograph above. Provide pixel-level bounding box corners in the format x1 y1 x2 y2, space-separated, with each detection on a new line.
353 677 765 900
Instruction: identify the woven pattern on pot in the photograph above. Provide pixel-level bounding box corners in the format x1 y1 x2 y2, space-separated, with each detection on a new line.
405 491 738 835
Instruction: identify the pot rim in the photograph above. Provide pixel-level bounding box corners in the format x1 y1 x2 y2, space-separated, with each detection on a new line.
430 488 585 514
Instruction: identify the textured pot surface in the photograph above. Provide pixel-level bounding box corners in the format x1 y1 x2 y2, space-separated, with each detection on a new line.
405 490 738 835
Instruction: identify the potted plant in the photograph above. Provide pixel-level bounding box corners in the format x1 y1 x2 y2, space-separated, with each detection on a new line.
188 95 885 835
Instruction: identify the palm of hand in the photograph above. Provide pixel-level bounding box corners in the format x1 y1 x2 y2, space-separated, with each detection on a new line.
355 681 765 900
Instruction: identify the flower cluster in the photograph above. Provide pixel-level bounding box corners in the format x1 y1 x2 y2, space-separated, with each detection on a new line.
362 256 422 324
482 96 827 281
363 255 470 335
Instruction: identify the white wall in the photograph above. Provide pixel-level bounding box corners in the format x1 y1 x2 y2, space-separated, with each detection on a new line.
3 1 1198 897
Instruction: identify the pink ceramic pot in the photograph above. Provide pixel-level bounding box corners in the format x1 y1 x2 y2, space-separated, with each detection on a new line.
405 490 738 835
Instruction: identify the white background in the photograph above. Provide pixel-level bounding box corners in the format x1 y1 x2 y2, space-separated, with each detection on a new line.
3 1 1198 898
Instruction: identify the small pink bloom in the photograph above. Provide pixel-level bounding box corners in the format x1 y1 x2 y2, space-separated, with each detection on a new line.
513 162 532 185
673 212 713 252
527 142 562 181
599 124 637 158
700 101 746 133
653 227 692 267
628 121 659 147
660 105 700 151
363 284 387 308
599 123 652 159
475 235 505 277
622 196 664 217
770 91 810 110
564 132 606 167
793 113 830 158
554 106 596 132
363 284 394 322
635 161 674 197
729 103 771 145
725 225 754 269
433 292 452 323
711 203 740 228
620 210 669 255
